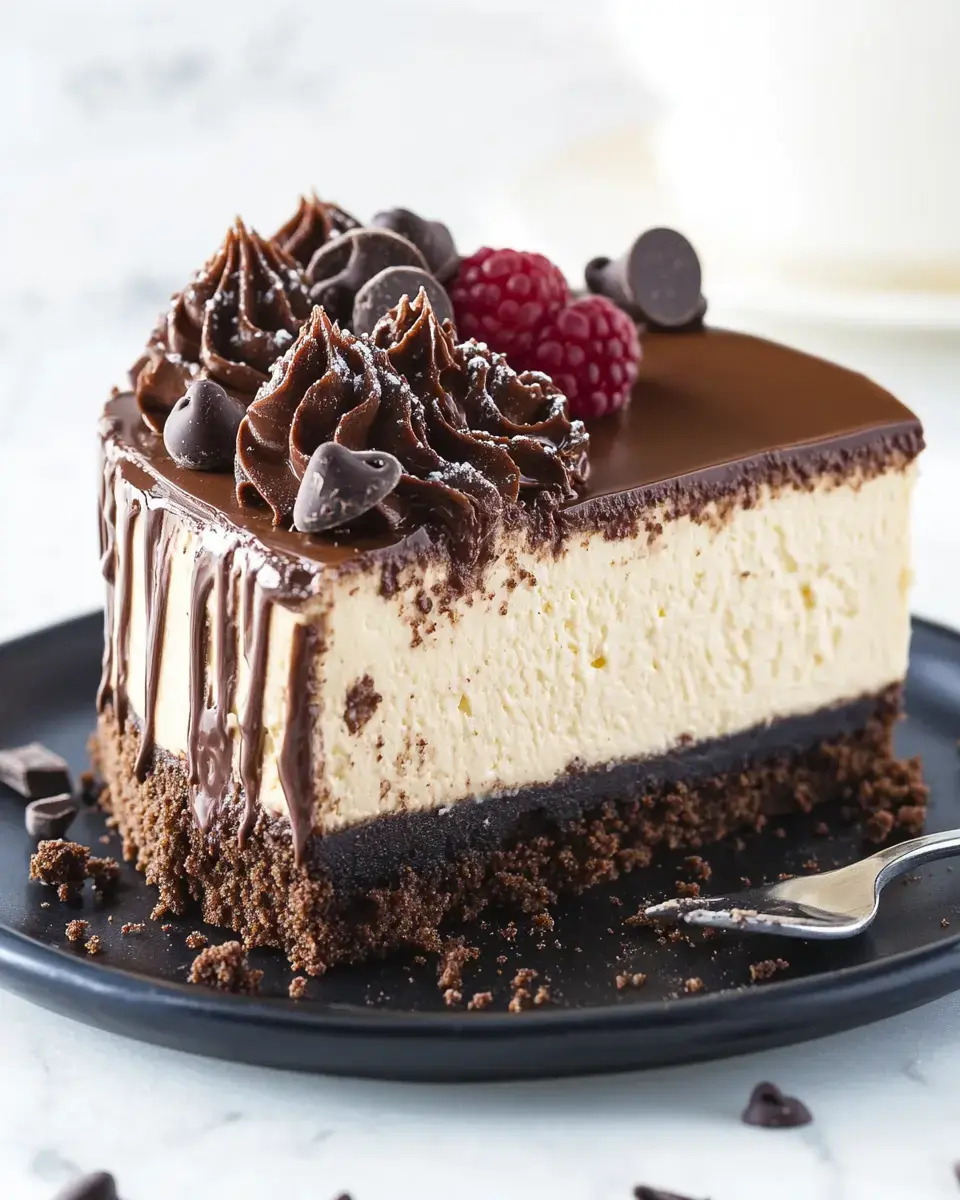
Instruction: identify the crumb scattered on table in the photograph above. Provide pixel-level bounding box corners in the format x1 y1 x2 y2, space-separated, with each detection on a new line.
616 972 648 991
533 985 551 1006
683 977 705 995
288 976 308 1000
185 931 209 950
65 919 89 943
30 840 90 904
188 941 262 995
442 988 462 1007
121 922 145 936
467 991 493 1011
685 855 712 881
437 938 479 991
749 958 790 983
84 935 102 956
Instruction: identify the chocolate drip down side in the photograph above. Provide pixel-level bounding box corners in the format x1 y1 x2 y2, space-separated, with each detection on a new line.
112 494 139 734
279 621 321 865
186 548 240 829
96 465 117 713
135 506 173 781
238 571 273 846
101 452 326 857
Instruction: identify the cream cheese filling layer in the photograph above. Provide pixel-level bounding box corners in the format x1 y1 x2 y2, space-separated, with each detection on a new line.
109 466 916 833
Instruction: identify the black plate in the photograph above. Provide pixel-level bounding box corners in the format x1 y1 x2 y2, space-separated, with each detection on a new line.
0 613 959 1081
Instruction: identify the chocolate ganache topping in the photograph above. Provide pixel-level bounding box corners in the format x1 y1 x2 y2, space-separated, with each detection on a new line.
272 192 361 269
134 219 311 433
236 291 589 562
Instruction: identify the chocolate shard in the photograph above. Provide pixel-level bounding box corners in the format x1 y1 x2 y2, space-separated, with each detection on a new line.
371 207 458 281
52 1171 118 1200
25 794 78 840
162 379 246 471
586 227 706 330
304 228 428 325
352 266 453 336
0 742 71 800
741 1080 812 1128
293 443 403 534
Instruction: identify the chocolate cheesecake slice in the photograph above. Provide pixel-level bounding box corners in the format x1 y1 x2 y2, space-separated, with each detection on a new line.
94 216 925 975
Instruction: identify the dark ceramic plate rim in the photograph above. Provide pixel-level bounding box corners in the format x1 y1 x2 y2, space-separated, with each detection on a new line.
0 612 959 1080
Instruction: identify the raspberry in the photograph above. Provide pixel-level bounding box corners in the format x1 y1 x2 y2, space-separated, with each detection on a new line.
450 247 569 363
526 295 641 420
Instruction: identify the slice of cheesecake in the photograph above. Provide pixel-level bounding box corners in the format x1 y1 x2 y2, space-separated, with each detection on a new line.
95 234 925 975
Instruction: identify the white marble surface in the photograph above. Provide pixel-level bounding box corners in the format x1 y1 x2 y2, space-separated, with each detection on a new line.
4 4 960 1198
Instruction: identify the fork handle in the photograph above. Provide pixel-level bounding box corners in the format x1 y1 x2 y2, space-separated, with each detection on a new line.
870 827 960 887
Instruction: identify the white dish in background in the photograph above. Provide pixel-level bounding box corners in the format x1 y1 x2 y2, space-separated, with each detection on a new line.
484 130 960 334
603 0 960 296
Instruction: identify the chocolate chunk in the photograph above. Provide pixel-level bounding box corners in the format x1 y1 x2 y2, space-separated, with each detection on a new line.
634 1187 702 1200
293 443 403 534
586 228 706 329
741 1081 812 1128
25 794 78 839
52 1173 118 1200
304 228 428 326
353 269 453 336
371 208 458 280
162 379 246 471
0 742 71 800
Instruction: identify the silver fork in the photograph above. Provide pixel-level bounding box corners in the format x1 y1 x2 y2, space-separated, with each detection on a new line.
644 828 960 938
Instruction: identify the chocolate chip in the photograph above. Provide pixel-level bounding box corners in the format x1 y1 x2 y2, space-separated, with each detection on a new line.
586 228 706 329
51 1171 118 1200
304 228 428 326
25 794 78 839
741 1081 812 1128
0 742 71 800
371 208 458 280
634 1187 703 1200
162 379 246 471
293 443 403 534
353 269 453 336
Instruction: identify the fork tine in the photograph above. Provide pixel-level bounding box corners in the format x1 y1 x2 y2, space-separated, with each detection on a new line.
644 894 735 920
681 907 860 938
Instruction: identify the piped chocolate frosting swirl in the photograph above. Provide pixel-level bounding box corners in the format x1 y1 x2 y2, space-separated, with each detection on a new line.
236 291 589 562
272 192 361 269
134 219 311 433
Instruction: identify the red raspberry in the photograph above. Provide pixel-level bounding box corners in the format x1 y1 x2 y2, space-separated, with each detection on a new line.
450 247 569 362
527 295 641 420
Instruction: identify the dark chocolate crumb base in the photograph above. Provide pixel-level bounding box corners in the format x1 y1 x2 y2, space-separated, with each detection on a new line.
94 690 925 975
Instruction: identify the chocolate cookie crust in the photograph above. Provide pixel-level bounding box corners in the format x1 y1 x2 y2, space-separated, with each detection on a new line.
94 688 925 975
